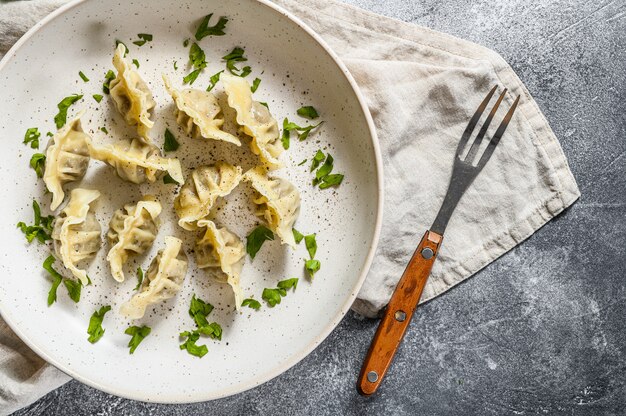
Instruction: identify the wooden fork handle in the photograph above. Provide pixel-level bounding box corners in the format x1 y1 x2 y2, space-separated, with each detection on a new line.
357 230 443 396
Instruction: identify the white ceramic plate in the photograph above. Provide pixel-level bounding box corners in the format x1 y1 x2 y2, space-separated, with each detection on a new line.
0 0 382 403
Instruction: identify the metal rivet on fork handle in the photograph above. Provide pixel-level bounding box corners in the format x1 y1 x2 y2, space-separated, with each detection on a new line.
395 310 407 322
421 247 434 259
367 371 378 383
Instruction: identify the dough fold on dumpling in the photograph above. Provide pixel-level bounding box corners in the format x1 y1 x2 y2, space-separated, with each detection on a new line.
195 219 245 309
88 137 183 184
52 188 101 285
174 162 242 231
44 111 91 210
162 74 240 146
243 167 300 248
120 236 188 319
110 44 156 140
222 74 283 169
107 198 162 282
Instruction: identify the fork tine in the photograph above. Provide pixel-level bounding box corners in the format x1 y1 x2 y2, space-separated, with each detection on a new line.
455 86 497 157
464 88 507 164
476 95 520 170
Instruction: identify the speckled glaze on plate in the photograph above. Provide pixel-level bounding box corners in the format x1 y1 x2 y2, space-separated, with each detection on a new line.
0 0 382 403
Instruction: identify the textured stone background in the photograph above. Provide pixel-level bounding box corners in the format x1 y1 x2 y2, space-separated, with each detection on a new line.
13 0 626 414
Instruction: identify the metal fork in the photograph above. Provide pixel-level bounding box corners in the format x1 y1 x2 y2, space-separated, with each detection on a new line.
357 87 520 396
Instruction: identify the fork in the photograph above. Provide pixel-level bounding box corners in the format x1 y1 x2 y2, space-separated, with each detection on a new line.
357 86 520 396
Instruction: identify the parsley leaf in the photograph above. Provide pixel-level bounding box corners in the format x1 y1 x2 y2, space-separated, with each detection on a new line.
312 152 344 189
63 279 82 303
132 58 140 68
251 78 261 93
311 150 325 172
179 331 208 357
29 153 46 178
222 47 251 77
134 267 143 291
17 200 54 244
241 298 261 310
23 127 40 149
125 325 151 353
195 14 229 40
54 94 83 128
277 278 299 291
102 70 116 94
319 173 344 189
282 118 322 147
206 70 223 92
115 40 129 57
198 322 222 340
132 33 153 46
163 173 179 184
92 94 103 103
297 159 307 166
183 68 202 85
314 153 334 184
297 106 319 119
292 228 304 244
262 288 282 307
163 128 179 152
246 225 274 259
43 255 63 306
100 127 108 134
173 60 178 70
78 71 89 82
305 259 321 278
183 38 190 47
304 234 317 259
189 294 214 328
259 102 269 110
46 132 53 137
189 43 207 69
87 305 111 343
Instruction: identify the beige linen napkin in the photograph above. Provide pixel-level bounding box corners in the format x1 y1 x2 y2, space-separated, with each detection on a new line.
0 0 579 413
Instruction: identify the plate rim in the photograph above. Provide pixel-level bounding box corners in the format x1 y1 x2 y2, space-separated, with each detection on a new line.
0 0 384 403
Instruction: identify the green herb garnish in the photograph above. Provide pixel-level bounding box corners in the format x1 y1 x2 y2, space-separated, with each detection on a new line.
311 150 325 171
132 33 153 47
277 278 299 291
43 255 63 306
134 267 143 291
312 152 344 189
100 127 108 134
189 294 214 328
206 70 223 92
173 60 178 70
262 278 299 307
23 127 41 149
132 59 140 68
246 225 274 259
251 78 261 93
292 228 304 244
92 94 103 103
297 106 319 119
305 259 321 278
115 40 129 56
222 47 251 77
282 118 322 148
297 159 307 166
179 331 208 357
102 70 116 94
241 298 261 310
29 153 46 178
63 278 82 303
163 173 179 184
17 200 54 244
183 69 202 85
163 128 179 152
54 94 83 128
125 325 151 353
183 38 190 47
197 322 222 340
195 14 228 40
87 305 111 343
259 102 269 109
78 71 89 82
189 42 207 69
319 173 344 189
304 234 317 259
314 153 334 183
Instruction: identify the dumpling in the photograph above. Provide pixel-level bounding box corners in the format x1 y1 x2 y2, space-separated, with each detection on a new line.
222 74 283 169
174 162 242 231
88 137 183 184
107 198 162 282
162 75 240 146
110 44 156 140
243 167 300 248
120 236 188 319
52 188 101 285
44 111 90 210
195 219 245 309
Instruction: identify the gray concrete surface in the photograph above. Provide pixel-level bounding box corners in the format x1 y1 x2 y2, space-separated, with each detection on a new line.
13 0 626 414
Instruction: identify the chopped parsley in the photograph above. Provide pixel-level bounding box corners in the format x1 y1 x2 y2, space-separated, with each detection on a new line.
132 33 153 46
251 78 261 93
222 47 251 77
43 255 63 306
132 58 140 68
180 295 222 357
281 118 323 149
262 278 299 307
92 94 103 103
100 127 108 134
78 71 89 82
183 69 202 85
29 153 46 178
163 173 179 184
125 325 151 353
179 331 208 358
297 159 307 166
305 259 321 278
310 150 325 171
102 70 116 94
87 305 111 343
259 102 269 109
312 152 344 189
246 225 274 259
54 94 83 128
183 43 208 85
63 279 82 303
163 128 179 152
304 234 317 259
134 267 143 291
46 132 53 137
206 70 223 92
189 294 214 328
195 14 229 40
183 38 190 47
23 127 41 149
197 322 222 340
297 106 319 119
292 228 304 244
319 174 345 189
17 200 54 244
241 298 261 310
173 60 178 70
115 40 129 56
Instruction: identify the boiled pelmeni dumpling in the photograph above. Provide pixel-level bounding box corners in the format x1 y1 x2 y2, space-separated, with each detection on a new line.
110 44 156 140
195 219 245 309
162 75 240 146
174 162 242 231
88 137 183 184
243 167 300 248
120 236 188 319
44 111 91 210
222 74 283 169
107 198 162 282
52 188 101 285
